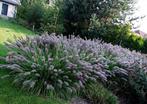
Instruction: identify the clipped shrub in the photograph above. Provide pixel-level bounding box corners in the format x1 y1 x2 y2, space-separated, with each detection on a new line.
0 34 147 97
81 83 119 104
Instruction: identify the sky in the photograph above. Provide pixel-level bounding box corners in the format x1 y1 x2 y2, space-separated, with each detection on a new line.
135 0 147 32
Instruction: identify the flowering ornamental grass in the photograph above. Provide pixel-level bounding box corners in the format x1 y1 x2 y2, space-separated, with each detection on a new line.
0 34 147 95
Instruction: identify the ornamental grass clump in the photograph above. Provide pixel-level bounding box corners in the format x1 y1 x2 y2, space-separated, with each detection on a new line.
0 34 147 96
81 83 119 104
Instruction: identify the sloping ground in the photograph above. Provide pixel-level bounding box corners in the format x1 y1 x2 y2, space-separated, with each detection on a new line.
0 19 146 104
0 19 34 56
0 19 34 44
0 19 67 104
0 70 66 104
1 34 147 104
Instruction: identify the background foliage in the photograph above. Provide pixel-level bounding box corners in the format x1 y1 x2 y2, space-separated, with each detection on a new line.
17 0 64 33
62 0 136 35
88 23 145 53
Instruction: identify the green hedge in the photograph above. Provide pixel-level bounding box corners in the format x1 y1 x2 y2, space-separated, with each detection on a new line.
87 24 147 53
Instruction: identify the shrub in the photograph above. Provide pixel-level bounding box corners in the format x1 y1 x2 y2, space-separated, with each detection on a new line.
17 2 45 31
142 39 147 53
0 34 147 97
40 4 64 33
81 83 119 104
88 23 146 53
107 67 147 104
25 3 44 30
17 0 64 33
128 68 147 104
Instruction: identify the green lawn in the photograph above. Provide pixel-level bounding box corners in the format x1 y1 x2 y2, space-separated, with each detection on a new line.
0 19 34 44
0 19 67 104
0 70 67 104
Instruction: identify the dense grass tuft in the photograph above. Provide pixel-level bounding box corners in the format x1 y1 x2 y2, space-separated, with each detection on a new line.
0 19 67 104
0 34 147 98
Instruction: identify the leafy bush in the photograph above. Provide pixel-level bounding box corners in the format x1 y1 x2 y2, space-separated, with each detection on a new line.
86 15 146 54
17 0 64 33
142 39 147 53
0 34 147 97
127 68 147 104
107 67 147 104
81 83 119 104
40 3 64 33
17 2 44 31
26 3 44 30
88 23 146 53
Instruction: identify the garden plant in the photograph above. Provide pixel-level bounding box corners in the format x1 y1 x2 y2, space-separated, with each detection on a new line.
0 34 147 103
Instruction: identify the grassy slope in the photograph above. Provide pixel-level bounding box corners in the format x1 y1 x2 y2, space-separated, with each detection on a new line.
0 70 66 104
0 19 34 56
0 19 67 104
0 19 34 44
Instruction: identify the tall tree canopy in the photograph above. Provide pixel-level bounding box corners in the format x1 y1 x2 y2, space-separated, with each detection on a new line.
63 0 136 34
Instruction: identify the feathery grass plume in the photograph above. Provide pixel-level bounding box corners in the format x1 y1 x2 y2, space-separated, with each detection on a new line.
0 34 147 96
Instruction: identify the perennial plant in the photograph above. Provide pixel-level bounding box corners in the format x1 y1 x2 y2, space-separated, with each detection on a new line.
0 34 147 96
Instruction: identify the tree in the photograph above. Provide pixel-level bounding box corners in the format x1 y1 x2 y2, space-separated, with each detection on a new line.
17 0 64 33
63 0 136 35
17 0 45 30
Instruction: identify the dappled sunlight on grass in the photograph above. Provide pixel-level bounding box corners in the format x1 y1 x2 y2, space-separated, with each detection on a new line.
0 19 34 55
0 28 25 44
0 19 34 44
